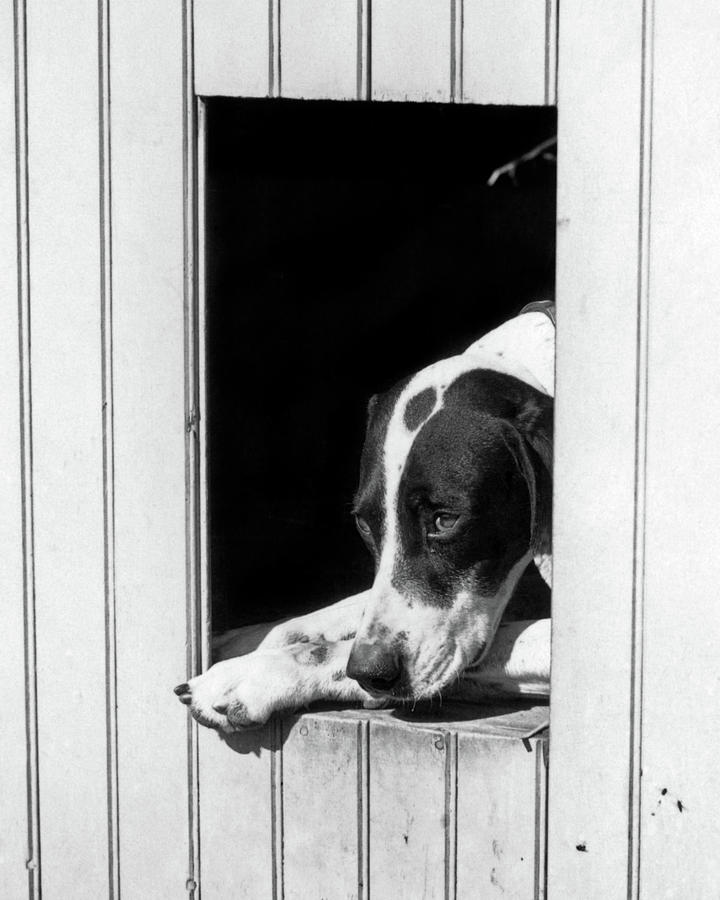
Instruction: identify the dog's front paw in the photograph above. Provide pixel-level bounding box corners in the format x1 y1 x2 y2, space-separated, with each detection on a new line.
174 651 301 733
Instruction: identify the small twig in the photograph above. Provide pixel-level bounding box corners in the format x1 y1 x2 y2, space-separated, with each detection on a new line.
487 135 558 187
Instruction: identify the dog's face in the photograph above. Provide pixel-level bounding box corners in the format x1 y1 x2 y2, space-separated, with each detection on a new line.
347 356 552 701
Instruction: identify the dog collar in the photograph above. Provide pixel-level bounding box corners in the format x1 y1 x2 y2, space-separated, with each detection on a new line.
519 300 556 328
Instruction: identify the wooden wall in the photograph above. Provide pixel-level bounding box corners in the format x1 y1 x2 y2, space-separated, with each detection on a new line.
1 3 555 897
0 2 198 896
549 1 720 897
200 707 548 900
194 0 557 104
13 1 720 898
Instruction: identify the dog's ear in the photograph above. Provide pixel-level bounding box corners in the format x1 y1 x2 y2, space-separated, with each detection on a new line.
510 391 553 557
515 392 553 475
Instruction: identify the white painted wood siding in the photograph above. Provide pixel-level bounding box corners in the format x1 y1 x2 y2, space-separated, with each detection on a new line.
199 707 547 899
463 0 557 105
549 1 720 897
0 2 200 896
23 2 720 898
639 2 720 895
548 0 646 893
25 2 110 894
0 0 35 895
194 0 557 104
2 3 555 896
110 2 201 896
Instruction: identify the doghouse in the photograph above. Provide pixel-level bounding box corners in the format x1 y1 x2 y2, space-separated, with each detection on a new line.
2 2 719 898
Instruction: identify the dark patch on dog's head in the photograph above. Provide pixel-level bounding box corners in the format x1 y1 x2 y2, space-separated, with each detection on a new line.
354 367 552 615
442 371 552 555
403 387 437 431
389 369 552 607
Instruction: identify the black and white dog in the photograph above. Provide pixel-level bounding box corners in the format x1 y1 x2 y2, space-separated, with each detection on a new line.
176 303 555 732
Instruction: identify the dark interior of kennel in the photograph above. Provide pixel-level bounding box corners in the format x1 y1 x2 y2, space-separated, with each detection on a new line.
206 98 556 633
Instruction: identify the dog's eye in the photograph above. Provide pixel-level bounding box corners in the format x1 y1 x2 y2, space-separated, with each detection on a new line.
431 513 460 534
355 516 372 537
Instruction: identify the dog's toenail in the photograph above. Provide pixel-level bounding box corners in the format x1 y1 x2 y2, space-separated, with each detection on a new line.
174 683 190 696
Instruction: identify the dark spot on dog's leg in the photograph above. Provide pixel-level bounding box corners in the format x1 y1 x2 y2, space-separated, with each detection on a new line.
661 787 667 795
392 630 409 653
285 631 309 645
575 843 587 853
310 644 329 664
677 800 684 813
331 669 345 682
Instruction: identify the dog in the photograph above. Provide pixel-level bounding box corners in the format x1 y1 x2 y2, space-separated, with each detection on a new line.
175 302 555 733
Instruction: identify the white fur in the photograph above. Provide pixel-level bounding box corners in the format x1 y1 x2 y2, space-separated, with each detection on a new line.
466 310 555 397
185 639 370 733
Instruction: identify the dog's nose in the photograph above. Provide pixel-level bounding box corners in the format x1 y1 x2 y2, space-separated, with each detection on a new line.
346 641 402 694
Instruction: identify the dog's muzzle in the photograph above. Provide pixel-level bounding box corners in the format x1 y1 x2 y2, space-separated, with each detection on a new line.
346 640 403 696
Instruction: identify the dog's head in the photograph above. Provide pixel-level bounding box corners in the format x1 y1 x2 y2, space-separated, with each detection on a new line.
346 355 552 701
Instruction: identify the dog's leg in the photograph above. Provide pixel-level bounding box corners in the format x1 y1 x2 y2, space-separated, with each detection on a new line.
176 638 372 733
212 590 369 661
451 618 550 701
178 619 551 732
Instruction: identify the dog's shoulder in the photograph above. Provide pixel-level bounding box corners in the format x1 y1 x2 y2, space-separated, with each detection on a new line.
464 307 555 398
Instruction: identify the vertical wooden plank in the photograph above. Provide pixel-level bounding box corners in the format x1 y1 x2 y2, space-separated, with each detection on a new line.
199 729 274 899
369 721 449 899
372 1 452 102
535 740 548 898
544 0 558 105
25 2 109 894
358 718 370 900
463 0 550 105
0 2 34 894
547 1 646 896
638 2 720 895
450 0 463 103
197 97 212 675
183 5 202 895
282 715 360 898
357 0 371 101
456 735 543 898
194 0 269 97
99 0 120 893
110 2 193 894
280 0 358 100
